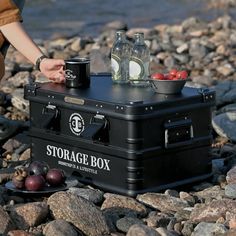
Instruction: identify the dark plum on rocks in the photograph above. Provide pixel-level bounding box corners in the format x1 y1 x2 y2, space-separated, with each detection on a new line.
46 169 65 187
28 161 49 176
25 175 45 191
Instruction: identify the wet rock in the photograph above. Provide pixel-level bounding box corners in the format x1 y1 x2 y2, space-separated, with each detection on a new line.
137 193 190 214
67 187 104 204
190 199 236 223
101 193 147 217
191 222 227 236
116 217 144 233
43 219 79 236
0 205 15 234
127 224 160 236
212 111 236 142
48 191 109 236
10 202 48 230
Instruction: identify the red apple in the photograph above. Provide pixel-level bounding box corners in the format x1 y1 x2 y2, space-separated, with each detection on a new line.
25 175 45 191
46 169 65 187
151 73 165 80
176 70 188 80
169 69 178 77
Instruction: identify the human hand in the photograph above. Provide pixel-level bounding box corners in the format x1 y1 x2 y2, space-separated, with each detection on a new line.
39 58 65 83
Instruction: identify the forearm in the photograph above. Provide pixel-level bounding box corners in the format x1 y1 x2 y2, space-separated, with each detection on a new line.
0 21 43 64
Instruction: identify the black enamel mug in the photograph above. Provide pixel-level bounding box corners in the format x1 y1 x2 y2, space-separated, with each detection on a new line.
65 57 90 88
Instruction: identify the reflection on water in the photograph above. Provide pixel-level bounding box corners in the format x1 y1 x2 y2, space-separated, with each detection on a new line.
23 0 236 39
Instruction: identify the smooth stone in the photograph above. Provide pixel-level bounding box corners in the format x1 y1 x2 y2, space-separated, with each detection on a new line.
181 221 194 236
176 43 189 53
7 71 34 88
191 222 227 236
137 193 190 214
226 166 236 184
155 227 179 236
190 199 236 223
11 89 29 114
67 187 104 204
116 217 144 233
193 185 225 201
101 193 147 217
7 230 34 236
217 63 235 76
43 219 79 236
90 49 110 73
145 211 173 228
48 192 110 236
225 184 236 198
189 41 208 59
212 112 236 142
0 205 15 234
10 202 48 230
127 224 160 236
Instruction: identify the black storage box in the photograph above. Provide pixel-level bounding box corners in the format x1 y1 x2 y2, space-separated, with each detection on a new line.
24 74 215 196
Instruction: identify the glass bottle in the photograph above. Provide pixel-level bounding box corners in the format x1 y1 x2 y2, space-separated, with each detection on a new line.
111 31 131 83
129 32 150 86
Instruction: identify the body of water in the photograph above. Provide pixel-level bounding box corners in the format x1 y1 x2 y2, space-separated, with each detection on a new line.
22 0 236 39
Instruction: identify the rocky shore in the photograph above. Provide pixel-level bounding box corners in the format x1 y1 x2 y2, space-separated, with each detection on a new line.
0 14 236 236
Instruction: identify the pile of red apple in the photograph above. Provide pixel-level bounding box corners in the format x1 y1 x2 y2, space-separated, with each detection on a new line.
151 69 188 80
12 161 65 191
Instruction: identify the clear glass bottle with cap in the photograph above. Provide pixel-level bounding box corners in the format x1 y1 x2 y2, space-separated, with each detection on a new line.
111 31 131 83
129 32 150 86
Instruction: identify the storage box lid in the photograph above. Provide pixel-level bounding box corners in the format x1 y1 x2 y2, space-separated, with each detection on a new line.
24 74 215 117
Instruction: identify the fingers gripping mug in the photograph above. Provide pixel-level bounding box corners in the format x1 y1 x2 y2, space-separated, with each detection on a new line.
65 57 90 88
